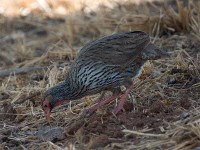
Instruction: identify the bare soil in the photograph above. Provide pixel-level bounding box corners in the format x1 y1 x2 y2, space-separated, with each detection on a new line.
1 0 200 149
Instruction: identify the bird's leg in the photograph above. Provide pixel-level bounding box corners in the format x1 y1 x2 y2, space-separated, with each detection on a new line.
110 84 133 114
86 87 121 115
86 94 119 114
111 79 133 114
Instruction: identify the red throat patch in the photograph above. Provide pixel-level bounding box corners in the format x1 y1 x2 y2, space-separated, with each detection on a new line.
55 100 64 107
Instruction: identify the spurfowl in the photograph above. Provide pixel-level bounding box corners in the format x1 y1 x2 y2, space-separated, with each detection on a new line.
42 31 167 121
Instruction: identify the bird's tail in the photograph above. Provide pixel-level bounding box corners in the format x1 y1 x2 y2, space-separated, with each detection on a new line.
141 43 168 60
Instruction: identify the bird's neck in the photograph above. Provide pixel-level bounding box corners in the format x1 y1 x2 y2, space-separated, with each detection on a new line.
61 79 80 100
51 79 80 106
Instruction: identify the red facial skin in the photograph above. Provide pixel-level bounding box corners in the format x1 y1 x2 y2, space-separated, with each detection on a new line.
42 97 64 122
42 98 51 122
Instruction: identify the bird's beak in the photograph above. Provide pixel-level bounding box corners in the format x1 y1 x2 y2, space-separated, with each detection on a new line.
44 109 51 122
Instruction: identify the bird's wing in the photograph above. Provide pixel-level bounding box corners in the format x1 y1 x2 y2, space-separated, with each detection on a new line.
75 31 150 66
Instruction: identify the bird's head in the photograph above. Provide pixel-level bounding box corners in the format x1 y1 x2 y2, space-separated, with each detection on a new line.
41 82 69 122
42 94 63 122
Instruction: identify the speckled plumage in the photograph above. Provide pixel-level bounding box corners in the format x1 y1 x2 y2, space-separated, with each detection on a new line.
42 31 167 116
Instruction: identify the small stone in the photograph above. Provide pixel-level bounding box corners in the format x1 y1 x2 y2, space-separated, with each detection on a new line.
194 147 200 150
180 112 190 120
37 127 65 141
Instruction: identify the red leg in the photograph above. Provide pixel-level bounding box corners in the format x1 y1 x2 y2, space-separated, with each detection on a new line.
111 85 133 114
87 95 119 114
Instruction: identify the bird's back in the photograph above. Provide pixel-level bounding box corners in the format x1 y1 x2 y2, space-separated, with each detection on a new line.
75 31 150 67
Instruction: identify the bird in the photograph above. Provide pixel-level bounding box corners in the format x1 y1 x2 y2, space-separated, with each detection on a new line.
42 31 168 121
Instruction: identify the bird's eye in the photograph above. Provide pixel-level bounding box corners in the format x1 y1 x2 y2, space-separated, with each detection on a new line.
44 104 48 108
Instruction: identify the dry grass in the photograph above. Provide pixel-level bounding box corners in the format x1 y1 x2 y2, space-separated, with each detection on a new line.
1 0 200 149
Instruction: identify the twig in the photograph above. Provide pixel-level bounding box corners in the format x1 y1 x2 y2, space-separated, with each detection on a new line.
122 129 168 137
0 66 47 78
14 92 41 104
48 141 66 150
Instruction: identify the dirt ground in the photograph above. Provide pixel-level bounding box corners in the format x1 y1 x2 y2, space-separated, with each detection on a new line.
1 0 200 149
